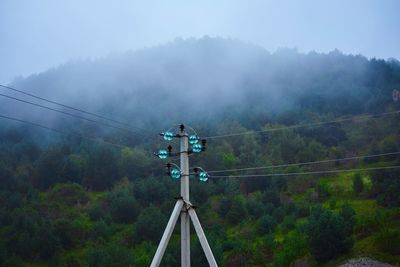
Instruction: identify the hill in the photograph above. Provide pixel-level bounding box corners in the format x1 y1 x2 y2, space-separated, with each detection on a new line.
0 37 399 266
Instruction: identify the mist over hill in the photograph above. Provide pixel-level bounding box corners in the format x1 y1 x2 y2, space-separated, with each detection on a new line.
1 37 400 266
3 37 399 134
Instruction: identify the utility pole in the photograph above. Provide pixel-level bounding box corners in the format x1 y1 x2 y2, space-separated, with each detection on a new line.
151 124 218 267
180 125 190 267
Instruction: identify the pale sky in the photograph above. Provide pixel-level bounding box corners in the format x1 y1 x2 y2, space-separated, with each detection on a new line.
1 0 399 83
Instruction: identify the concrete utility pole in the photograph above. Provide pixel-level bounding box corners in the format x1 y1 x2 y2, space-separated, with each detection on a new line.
180 126 190 267
150 124 217 267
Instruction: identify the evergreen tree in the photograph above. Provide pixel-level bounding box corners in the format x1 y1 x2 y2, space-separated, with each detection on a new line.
353 173 364 193
306 206 353 262
226 196 247 224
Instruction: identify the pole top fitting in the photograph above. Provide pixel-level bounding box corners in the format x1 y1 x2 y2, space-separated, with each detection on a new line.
180 124 185 132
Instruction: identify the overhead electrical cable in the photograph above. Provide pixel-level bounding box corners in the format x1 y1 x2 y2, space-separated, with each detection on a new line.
204 110 400 139
210 165 400 178
0 92 141 135
0 84 132 128
0 113 129 149
207 151 400 174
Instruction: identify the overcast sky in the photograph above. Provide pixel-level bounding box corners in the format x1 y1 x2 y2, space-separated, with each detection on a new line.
1 0 399 83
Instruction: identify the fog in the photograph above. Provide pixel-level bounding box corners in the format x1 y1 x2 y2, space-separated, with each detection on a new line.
1 37 398 138
1 0 400 137
1 0 399 83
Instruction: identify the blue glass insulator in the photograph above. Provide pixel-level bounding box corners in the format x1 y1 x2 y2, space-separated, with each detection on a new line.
199 171 209 182
189 135 200 145
170 168 181 179
158 150 168 159
163 131 174 141
192 144 202 153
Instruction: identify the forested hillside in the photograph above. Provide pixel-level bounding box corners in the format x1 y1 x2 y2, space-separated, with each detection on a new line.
0 38 400 266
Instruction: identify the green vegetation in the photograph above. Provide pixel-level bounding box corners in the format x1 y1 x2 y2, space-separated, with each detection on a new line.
353 173 364 193
1 44 400 266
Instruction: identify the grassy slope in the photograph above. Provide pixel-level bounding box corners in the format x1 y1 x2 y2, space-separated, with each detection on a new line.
319 172 400 266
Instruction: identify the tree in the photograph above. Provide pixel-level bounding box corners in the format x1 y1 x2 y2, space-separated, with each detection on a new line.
222 152 240 169
266 129 306 163
86 242 134 267
262 187 281 207
133 177 168 206
306 206 353 262
119 147 151 179
217 197 232 217
245 192 264 219
47 183 89 206
257 215 277 235
340 203 356 237
273 231 307 267
281 215 296 233
352 173 364 193
0 163 15 191
84 145 119 190
60 154 86 184
91 220 111 240
226 196 247 224
298 140 326 162
54 218 78 249
110 196 139 223
32 219 59 260
371 167 400 207
33 146 66 189
135 207 167 243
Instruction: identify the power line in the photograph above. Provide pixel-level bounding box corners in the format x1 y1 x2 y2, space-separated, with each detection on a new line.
204 110 400 139
0 113 129 149
0 92 140 134
0 84 132 128
207 151 400 174
210 165 400 178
